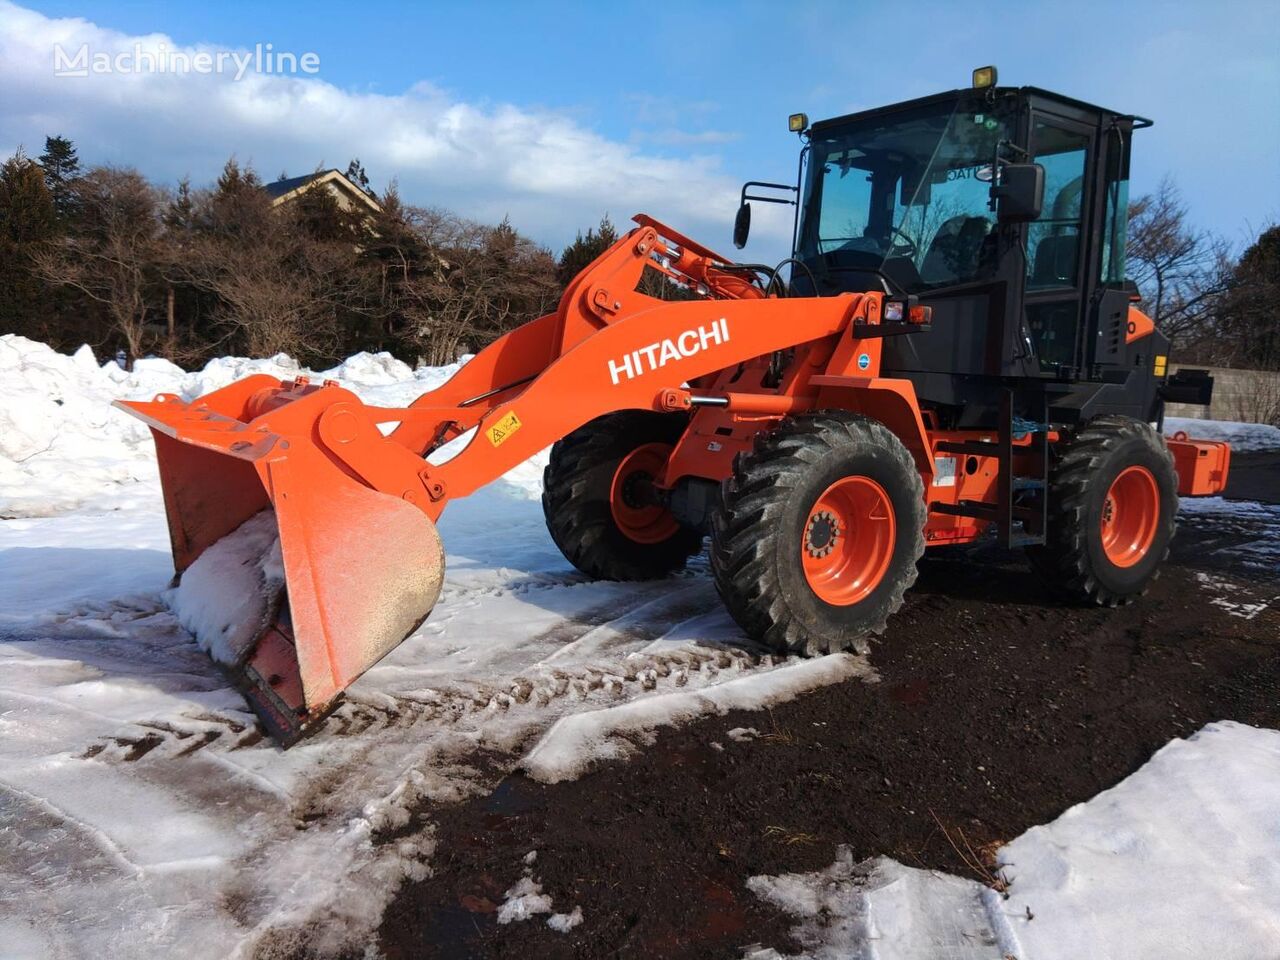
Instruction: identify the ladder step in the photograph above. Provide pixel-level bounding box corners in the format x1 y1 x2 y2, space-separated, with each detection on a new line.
935 440 1000 457
930 501 1042 522
1011 477 1045 493
1006 531 1047 548
930 501 998 521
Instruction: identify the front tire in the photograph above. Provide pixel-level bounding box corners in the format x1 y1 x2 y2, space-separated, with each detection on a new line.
1028 415 1177 605
542 411 703 581
711 412 927 656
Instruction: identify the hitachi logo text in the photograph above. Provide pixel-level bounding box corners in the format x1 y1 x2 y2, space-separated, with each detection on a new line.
607 319 730 385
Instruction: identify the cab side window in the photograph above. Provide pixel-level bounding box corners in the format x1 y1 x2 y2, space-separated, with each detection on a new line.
1026 122 1090 290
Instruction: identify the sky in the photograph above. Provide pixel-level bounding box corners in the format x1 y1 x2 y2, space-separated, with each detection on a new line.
1 0 1277 260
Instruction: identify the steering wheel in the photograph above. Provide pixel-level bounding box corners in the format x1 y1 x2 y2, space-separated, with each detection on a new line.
887 226 917 258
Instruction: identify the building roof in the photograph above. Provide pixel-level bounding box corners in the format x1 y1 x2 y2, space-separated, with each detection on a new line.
263 168 382 213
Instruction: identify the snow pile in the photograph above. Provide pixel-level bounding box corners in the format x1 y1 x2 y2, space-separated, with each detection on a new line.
1165 416 1280 453
166 510 284 665
0 335 459 518
520 654 871 783
319 351 415 385
747 722 1280 960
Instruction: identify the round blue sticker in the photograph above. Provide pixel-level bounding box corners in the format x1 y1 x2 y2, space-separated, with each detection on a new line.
857 353 871 371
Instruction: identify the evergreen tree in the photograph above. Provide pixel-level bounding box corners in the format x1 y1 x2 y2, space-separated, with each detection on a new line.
345 158 371 194
0 149 59 339
556 214 617 286
38 135 81 219
203 158 270 239
163 177 195 232
1221 226 1280 370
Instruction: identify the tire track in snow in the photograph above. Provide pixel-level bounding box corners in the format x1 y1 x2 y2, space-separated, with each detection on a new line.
0 780 143 879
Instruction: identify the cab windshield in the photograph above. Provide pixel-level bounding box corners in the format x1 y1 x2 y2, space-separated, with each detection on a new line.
796 96 1015 293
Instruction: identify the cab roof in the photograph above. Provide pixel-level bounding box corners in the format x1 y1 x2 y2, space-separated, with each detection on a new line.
810 86 1147 135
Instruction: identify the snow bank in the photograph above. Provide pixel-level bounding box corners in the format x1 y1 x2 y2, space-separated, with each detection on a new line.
1165 416 1280 453
748 722 1280 960
0 335 456 518
520 654 872 783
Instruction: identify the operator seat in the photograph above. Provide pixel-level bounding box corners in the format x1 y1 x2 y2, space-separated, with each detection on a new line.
920 216 991 285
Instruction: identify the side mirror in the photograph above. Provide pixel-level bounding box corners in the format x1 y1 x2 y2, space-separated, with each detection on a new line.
733 202 752 249
994 163 1045 222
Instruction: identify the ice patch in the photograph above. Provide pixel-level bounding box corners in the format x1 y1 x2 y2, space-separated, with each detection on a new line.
164 510 284 666
520 654 872 783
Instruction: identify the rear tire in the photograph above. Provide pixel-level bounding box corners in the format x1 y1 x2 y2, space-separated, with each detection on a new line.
711 412 926 656
1027 415 1177 605
542 411 703 581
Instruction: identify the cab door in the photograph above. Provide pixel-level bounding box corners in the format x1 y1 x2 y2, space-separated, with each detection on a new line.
1022 113 1096 376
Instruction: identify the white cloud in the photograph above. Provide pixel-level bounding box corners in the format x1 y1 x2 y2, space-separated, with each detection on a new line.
0 2 777 253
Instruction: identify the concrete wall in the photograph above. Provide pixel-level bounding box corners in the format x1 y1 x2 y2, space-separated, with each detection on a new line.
1165 365 1280 424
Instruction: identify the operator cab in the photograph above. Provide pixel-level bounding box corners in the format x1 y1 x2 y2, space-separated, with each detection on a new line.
737 71 1156 427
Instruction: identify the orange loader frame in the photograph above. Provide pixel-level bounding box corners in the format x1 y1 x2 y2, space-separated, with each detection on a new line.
117 216 1229 743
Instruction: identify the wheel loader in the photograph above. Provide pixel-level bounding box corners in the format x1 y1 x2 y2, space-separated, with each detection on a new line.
118 69 1231 744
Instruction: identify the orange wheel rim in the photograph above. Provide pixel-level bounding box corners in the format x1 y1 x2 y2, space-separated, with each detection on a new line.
801 476 896 606
610 442 679 545
1100 465 1159 568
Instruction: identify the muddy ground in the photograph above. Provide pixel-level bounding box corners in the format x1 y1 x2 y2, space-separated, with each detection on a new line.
362 456 1279 960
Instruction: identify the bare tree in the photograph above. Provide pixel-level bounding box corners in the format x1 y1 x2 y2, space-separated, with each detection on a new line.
1229 369 1280 427
31 167 161 357
1125 177 1232 355
164 169 376 363
390 208 558 366
177 210 365 361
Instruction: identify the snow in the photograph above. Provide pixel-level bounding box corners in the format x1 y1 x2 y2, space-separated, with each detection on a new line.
0 337 865 957
547 906 584 932
1164 416 1280 453
494 864 582 931
997 721 1280 959
1178 497 1280 570
3 335 1278 957
519 654 872 784
1194 571 1277 620
497 875 554 924
745 851 1008 960
747 722 1280 960
165 510 284 666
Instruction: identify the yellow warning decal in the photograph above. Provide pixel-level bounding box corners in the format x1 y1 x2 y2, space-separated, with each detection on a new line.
487 410 522 447
1154 354 1168 376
